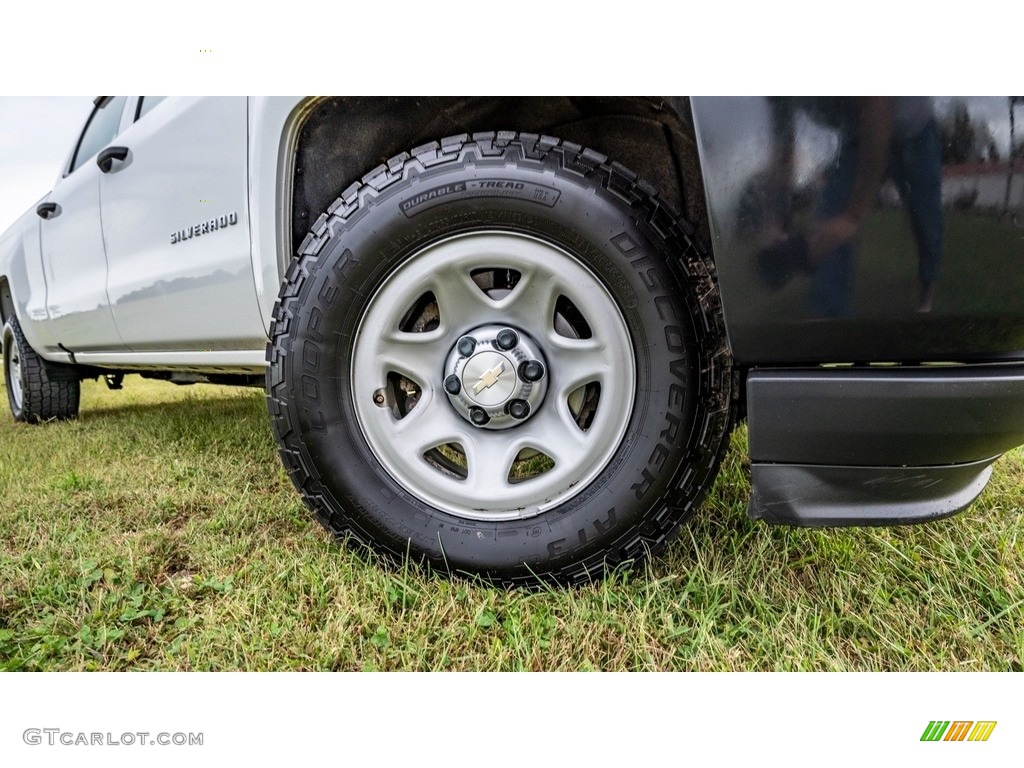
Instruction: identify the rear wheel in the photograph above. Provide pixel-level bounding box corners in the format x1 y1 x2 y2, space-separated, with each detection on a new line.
267 132 732 586
3 315 80 423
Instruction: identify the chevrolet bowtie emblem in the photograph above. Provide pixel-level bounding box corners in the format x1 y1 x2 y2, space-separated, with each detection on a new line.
473 362 505 395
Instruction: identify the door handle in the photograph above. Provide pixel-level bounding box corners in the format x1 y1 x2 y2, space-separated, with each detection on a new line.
97 146 131 173
36 202 60 220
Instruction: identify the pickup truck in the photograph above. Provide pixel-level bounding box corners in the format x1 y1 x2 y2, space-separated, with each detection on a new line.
3 96 1024 586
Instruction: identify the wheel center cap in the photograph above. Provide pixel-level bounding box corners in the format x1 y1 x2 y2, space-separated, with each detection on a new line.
443 324 548 430
464 352 515 406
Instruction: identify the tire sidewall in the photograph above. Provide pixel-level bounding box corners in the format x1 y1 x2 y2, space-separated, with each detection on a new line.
3 320 25 420
277 148 704 580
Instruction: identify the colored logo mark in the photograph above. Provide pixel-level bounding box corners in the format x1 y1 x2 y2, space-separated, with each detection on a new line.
920 721 997 742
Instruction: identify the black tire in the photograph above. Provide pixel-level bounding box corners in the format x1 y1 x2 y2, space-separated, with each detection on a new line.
267 132 732 586
2 315 80 423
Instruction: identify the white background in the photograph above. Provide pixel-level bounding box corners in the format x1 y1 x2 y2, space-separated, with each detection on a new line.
1 673 1020 765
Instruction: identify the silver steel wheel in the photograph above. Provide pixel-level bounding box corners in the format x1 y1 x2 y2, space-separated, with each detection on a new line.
351 231 636 521
3 326 22 411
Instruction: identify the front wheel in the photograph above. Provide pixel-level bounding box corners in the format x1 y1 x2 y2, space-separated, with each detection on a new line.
3 315 80 423
267 132 732 586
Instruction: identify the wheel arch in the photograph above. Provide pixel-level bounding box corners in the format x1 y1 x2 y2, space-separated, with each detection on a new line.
287 97 713 256
0 276 13 327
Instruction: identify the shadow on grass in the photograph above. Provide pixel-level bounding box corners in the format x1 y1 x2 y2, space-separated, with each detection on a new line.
79 393 264 422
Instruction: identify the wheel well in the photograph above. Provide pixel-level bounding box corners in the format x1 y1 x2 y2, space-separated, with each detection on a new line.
289 97 711 255
0 278 13 326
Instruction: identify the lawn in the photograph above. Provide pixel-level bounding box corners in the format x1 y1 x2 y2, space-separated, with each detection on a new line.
1 374 1021 671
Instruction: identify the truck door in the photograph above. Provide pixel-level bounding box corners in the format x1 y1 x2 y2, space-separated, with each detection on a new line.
40 97 130 352
98 97 265 352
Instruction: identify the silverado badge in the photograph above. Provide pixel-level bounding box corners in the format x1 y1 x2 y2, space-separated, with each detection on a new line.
170 212 238 244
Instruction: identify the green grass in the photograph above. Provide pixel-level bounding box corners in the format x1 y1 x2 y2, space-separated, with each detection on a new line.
1 374 1022 671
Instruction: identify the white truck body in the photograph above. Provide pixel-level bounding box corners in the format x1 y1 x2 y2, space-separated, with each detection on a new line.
0 96 309 372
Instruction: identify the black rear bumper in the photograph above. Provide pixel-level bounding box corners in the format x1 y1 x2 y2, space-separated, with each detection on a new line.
746 365 1024 525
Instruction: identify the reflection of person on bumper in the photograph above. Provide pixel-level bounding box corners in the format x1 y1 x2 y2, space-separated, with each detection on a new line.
759 97 944 316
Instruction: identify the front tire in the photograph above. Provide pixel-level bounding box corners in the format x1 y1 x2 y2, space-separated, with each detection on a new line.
267 132 732 586
3 315 80 423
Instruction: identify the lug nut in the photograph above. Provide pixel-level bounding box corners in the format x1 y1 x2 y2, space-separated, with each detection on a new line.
508 399 530 420
443 375 461 395
469 407 490 426
495 328 519 351
457 337 476 357
519 360 545 382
